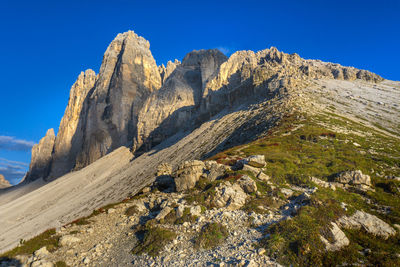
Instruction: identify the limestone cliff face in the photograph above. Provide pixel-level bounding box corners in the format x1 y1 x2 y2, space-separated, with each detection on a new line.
0 174 11 189
134 49 227 152
26 129 55 182
159 59 181 84
48 69 97 178
201 47 383 117
75 31 161 168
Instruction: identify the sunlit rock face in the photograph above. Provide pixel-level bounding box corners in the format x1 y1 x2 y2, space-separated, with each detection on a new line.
74 30 162 169
49 69 96 178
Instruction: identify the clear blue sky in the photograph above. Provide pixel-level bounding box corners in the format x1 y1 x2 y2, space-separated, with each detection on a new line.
0 0 399 184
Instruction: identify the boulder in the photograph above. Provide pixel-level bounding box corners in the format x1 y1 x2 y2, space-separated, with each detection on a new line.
156 206 172 221
59 235 81 246
257 171 270 181
320 222 350 251
190 205 202 216
209 181 247 210
337 210 396 239
176 204 185 218
237 155 266 168
204 160 228 181
334 170 372 188
280 188 294 198
173 160 205 191
237 175 257 193
311 177 336 190
34 246 50 258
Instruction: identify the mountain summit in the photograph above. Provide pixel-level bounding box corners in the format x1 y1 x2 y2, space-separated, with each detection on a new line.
24 31 382 183
2 30 399 266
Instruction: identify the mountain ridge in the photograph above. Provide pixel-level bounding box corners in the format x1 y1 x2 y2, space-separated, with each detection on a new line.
24 30 383 184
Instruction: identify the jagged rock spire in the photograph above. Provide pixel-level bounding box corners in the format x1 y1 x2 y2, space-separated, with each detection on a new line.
75 30 162 169
48 69 97 178
25 129 55 182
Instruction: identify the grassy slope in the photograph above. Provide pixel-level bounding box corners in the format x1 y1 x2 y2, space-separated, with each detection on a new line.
210 111 400 266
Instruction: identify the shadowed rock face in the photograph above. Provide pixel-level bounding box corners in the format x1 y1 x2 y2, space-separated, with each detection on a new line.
25 129 55 182
0 174 11 189
134 49 228 152
25 31 383 183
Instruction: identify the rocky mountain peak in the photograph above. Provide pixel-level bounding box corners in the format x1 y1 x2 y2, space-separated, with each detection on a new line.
0 174 11 189
47 69 97 179
24 31 385 183
26 128 55 182
74 30 161 169
159 59 181 84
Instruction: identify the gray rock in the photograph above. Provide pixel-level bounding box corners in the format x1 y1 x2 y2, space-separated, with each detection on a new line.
335 170 372 188
204 161 227 181
311 177 336 190
189 205 202 216
173 160 205 191
209 181 247 210
34 246 50 258
337 210 396 239
245 155 266 167
156 206 172 221
237 175 257 193
176 204 185 218
320 222 350 251
59 235 81 246
280 188 294 198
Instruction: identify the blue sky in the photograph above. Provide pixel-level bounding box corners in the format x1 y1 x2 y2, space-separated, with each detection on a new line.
0 0 399 184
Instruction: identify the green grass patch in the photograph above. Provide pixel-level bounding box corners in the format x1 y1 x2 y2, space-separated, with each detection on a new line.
0 229 60 258
132 227 176 257
195 222 229 250
260 198 346 266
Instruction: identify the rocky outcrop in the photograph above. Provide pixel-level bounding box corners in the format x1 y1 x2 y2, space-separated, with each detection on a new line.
134 49 227 153
48 69 97 178
208 181 248 210
320 222 350 251
0 174 11 189
334 170 372 191
159 59 180 84
337 210 396 239
237 175 257 193
75 30 161 169
173 160 205 192
204 160 229 181
26 129 55 182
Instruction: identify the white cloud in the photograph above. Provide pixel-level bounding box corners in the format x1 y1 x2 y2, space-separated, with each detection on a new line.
0 158 28 185
216 46 231 55
0 136 35 151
